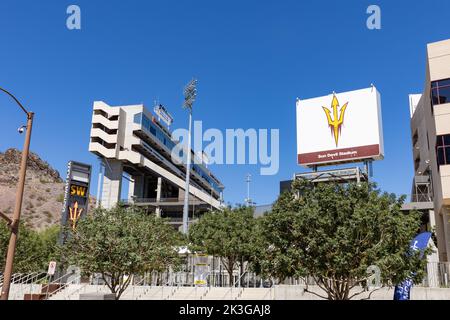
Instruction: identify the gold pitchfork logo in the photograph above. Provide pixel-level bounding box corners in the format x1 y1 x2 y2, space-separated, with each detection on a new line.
69 201 83 231
322 94 349 147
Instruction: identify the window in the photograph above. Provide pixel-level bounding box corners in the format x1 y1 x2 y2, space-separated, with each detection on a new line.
436 135 450 166
431 78 450 107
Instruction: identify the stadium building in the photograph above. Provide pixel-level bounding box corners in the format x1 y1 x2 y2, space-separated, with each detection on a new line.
88 101 224 228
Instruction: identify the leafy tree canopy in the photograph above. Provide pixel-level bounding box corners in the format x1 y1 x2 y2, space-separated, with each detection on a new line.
62 205 184 299
253 180 428 300
189 206 257 285
0 222 59 274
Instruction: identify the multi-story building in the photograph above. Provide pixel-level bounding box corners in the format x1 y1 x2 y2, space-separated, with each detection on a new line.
88 101 224 229
409 39 450 262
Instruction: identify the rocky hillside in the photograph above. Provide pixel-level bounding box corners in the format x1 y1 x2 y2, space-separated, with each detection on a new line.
0 149 66 231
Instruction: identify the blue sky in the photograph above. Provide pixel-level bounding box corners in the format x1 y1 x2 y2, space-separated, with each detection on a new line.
0 0 449 206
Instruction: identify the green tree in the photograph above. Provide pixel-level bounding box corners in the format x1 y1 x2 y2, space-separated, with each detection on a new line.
39 225 62 265
62 205 183 300
253 181 428 300
0 222 54 273
188 206 256 286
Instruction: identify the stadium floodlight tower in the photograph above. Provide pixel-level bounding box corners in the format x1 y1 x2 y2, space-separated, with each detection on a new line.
182 78 197 234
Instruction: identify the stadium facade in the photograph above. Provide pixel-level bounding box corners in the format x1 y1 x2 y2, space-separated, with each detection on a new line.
88 101 224 228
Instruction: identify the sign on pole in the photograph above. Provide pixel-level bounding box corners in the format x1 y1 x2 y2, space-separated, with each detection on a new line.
194 254 209 286
47 261 57 276
60 161 92 244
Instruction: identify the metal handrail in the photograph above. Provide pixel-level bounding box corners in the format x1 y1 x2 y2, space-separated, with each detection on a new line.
11 272 42 300
43 272 76 299
47 274 84 300
139 280 172 300
221 271 248 300
176 272 211 300
261 283 274 301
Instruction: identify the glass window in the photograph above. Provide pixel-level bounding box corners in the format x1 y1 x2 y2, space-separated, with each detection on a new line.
431 78 450 106
438 86 450 105
431 81 438 89
438 79 450 87
444 135 450 146
134 113 142 124
437 148 445 165
432 89 440 105
436 135 450 166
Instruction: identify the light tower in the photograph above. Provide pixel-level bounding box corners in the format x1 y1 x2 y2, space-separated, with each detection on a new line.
182 79 197 234
244 174 254 206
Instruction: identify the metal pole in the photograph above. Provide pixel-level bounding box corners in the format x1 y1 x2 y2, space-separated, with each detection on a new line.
1 112 34 300
96 160 103 208
182 110 192 234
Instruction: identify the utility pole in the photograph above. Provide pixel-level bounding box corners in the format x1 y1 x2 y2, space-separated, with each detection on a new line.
182 79 197 235
0 87 34 300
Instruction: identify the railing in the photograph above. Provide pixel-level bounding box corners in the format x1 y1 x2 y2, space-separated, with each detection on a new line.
410 193 433 202
43 272 80 300
11 272 46 300
261 285 274 300
7 261 449 300
58 279 89 300
221 272 249 300
126 198 208 205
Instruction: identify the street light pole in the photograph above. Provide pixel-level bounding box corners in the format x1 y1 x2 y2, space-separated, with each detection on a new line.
0 87 34 300
182 79 197 235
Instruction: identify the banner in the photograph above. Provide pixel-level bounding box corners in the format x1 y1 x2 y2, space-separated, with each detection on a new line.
393 232 432 300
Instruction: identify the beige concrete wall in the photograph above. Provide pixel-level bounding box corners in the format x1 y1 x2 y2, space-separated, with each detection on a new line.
410 39 450 262
428 39 450 82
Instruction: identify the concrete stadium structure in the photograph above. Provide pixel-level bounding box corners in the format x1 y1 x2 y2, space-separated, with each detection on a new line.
88 101 224 228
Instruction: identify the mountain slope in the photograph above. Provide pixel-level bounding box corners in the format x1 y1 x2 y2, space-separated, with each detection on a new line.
0 148 66 231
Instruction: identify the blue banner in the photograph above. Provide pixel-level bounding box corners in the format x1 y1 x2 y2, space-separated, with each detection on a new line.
393 232 431 300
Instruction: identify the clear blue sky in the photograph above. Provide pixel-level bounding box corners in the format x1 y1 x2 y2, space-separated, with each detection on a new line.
0 0 449 206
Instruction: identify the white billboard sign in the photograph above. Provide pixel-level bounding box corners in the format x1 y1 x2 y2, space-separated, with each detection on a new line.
296 86 384 167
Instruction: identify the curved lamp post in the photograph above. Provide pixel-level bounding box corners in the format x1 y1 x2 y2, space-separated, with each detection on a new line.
0 87 34 300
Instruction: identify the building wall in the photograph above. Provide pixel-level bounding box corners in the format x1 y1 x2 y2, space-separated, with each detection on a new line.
411 39 450 262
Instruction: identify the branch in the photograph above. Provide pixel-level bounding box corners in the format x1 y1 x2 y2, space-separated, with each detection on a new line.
303 287 329 300
360 287 384 300
117 275 133 300
313 276 333 300
102 273 115 295
0 211 12 227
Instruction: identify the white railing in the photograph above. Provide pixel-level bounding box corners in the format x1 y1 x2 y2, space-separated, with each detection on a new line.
10 272 47 300
221 272 249 300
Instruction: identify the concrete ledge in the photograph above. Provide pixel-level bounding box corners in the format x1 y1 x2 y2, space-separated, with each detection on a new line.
79 293 116 300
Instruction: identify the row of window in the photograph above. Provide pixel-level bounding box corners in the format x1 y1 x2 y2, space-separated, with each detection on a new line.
134 112 223 193
436 135 450 166
431 78 450 106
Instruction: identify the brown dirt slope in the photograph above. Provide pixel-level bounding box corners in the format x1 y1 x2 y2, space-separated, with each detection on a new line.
0 148 66 231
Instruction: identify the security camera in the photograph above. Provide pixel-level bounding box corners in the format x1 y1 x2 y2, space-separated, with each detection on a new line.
18 126 25 134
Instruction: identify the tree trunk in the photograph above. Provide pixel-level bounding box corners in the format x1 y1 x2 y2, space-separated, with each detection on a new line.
239 259 245 287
